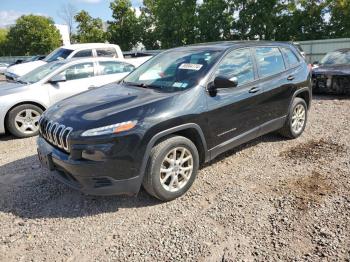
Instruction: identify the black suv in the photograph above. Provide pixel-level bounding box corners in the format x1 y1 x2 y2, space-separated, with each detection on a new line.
37 41 312 201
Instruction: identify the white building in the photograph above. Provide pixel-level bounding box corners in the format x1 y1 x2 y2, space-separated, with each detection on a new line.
54 24 70 46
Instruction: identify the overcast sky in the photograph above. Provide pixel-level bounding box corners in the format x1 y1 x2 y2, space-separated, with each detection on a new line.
0 0 143 28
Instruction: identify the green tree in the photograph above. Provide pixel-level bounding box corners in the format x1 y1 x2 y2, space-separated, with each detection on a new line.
197 0 232 42
108 0 140 51
139 4 160 49
0 28 8 56
142 0 197 48
74 10 106 43
6 15 61 55
328 0 350 38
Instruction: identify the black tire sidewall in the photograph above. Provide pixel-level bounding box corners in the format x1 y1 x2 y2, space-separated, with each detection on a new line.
150 137 199 201
7 104 43 138
288 98 308 138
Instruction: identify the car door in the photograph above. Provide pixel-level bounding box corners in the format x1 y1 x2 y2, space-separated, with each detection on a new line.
205 48 266 153
47 61 98 105
252 46 295 131
96 61 135 86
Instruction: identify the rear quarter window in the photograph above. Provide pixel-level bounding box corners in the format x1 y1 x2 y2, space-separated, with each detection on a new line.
255 47 286 78
282 47 300 67
96 48 118 58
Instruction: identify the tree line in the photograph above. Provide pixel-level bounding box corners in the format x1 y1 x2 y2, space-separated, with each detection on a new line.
1 0 349 56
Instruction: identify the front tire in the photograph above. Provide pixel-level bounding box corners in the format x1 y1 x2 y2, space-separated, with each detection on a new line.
279 97 308 139
142 136 199 201
6 104 43 138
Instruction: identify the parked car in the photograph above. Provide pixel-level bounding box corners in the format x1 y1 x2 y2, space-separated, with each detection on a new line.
5 43 124 80
0 63 9 74
292 42 306 58
37 41 312 201
0 57 135 138
312 49 350 95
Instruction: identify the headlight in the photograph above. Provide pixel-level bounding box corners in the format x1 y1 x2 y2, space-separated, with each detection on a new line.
81 120 137 137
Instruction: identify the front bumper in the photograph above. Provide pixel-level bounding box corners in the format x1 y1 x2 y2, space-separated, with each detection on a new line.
313 74 350 95
4 72 18 81
37 137 143 196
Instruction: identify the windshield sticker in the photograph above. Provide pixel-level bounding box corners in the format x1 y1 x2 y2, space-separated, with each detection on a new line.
173 82 183 88
179 63 203 71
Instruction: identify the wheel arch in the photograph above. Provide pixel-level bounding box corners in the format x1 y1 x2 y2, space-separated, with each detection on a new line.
138 123 209 181
293 88 311 110
4 101 47 130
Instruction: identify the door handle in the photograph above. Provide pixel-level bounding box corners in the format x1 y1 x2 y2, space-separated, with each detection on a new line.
88 85 97 90
287 75 295 81
249 87 261 94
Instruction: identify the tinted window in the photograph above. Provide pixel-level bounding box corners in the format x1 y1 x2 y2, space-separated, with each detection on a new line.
96 48 118 58
320 50 350 65
73 49 93 58
99 61 135 75
60 63 94 81
215 48 255 85
283 48 299 67
255 47 285 77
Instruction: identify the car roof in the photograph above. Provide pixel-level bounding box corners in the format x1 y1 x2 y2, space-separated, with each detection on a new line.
49 57 132 66
334 48 350 53
61 43 120 51
171 41 295 52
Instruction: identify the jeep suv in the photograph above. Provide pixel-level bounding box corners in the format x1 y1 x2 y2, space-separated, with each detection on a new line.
37 41 312 201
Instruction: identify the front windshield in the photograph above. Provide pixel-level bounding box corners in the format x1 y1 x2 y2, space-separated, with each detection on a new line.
320 50 350 65
19 62 64 84
44 48 73 63
123 49 223 92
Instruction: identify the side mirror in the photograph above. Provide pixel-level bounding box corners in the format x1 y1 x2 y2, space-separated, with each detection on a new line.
49 74 66 83
208 76 238 95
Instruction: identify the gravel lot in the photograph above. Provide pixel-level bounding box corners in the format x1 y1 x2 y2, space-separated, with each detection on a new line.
0 96 349 261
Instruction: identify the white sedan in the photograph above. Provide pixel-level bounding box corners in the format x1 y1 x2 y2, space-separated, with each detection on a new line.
0 63 9 74
0 57 135 138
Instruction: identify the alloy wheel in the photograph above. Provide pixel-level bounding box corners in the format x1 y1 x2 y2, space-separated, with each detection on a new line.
159 147 194 193
291 104 306 134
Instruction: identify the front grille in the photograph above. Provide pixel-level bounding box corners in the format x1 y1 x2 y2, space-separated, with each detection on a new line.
39 117 73 152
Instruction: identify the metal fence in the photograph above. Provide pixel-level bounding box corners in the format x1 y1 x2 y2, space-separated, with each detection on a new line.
299 38 350 63
0 56 31 64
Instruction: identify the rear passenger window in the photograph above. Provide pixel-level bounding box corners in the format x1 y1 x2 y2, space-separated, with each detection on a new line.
255 47 285 78
215 48 255 85
96 48 118 58
99 61 135 75
282 48 300 67
73 49 93 58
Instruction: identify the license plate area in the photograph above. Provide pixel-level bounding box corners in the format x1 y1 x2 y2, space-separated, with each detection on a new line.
38 148 54 171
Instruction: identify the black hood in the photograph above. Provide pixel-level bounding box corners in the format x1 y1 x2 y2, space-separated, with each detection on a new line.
313 64 350 76
44 83 177 132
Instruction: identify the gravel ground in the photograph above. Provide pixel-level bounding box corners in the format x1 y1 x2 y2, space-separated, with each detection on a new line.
0 96 349 261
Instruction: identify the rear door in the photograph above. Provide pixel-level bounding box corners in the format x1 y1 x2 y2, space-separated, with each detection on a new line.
252 46 296 126
205 48 266 150
47 61 98 104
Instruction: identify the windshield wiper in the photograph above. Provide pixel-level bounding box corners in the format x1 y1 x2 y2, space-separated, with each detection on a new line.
122 81 153 89
16 79 28 84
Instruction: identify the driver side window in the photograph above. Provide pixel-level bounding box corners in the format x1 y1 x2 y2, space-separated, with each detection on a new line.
215 48 255 86
59 63 95 81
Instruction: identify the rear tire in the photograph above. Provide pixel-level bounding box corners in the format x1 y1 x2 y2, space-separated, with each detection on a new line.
142 136 199 201
6 104 43 138
279 97 308 139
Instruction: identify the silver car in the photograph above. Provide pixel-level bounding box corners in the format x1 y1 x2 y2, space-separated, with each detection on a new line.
0 57 135 138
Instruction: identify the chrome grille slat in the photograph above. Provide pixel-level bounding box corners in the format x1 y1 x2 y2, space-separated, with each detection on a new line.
39 118 73 153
